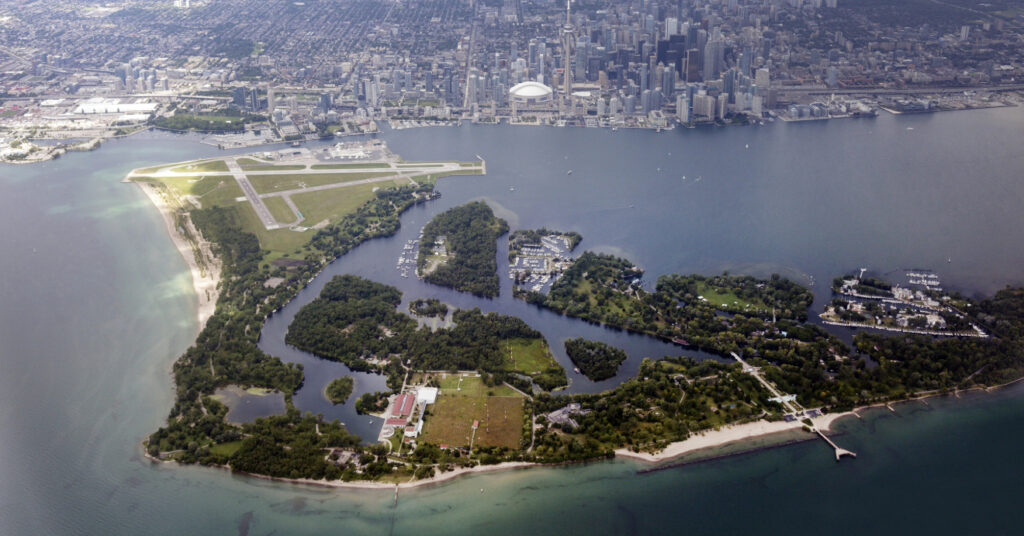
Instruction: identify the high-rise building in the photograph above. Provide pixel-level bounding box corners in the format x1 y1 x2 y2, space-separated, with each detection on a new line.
665 18 679 37
232 87 247 108
703 39 724 81
661 67 675 96
755 68 770 88
676 93 690 123
693 93 715 120
685 49 700 83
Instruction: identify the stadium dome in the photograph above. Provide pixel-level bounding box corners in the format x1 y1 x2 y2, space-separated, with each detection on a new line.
509 81 554 104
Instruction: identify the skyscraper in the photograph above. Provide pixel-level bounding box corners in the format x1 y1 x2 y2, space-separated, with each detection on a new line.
685 49 700 82
703 39 724 81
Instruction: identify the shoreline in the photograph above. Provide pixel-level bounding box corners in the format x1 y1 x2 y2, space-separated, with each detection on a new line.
613 412 846 463
144 447 535 491
132 179 221 331
142 377 1024 492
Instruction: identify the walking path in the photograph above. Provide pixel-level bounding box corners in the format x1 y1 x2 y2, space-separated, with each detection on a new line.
732 352 856 461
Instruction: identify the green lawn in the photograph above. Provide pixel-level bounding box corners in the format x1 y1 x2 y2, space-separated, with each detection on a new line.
169 160 229 173
290 181 390 229
235 202 306 254
263 196 296 224
505 338 558 375
438 375 518 397
235 157 269 166
135 176 241 209
246 171 396 194
695 281 768 312
202 180 395 256
210 441 243 457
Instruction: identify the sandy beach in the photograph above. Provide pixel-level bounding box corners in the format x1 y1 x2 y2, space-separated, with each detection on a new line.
614 413 848 463
133 180 221 330
274 461 537 490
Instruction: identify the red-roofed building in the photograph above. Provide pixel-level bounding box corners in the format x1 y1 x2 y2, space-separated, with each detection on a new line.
392 393 417 418
385 417 407 427
400 394 415 416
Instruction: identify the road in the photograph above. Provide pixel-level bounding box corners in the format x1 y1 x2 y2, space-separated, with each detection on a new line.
731 352 802 415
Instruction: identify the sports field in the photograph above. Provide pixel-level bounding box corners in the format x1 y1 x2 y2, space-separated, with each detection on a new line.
421 375 524 450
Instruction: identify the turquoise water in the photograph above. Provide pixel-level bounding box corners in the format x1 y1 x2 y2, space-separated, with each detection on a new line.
2 108 1024 534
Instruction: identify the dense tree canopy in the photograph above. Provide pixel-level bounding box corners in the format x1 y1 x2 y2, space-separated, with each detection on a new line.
418 201 509 297
564 338 627 381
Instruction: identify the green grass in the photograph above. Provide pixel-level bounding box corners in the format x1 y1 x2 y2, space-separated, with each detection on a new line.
397 163 443 168
291 181 390 229
263 196 296 224
134 165 165 174
505 338 557 375
438 375 518 397
180 180 396 257
136 176 242 209
310 163 392 170
169 160 229 173
246 172 396 194
210 441 243 457
695 282 768 312
187 175 236 198
234 202 306 254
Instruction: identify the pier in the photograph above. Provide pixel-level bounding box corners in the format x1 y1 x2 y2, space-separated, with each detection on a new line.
815 428 857 461
732 352 857 462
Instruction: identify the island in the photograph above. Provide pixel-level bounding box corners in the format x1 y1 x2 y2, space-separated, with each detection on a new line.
136 142 1024 488
285 274 567 393
564 338 628 381
325 377 355 405
417 201 509 298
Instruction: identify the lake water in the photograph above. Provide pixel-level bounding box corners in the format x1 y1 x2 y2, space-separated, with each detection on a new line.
2 106 1024 534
